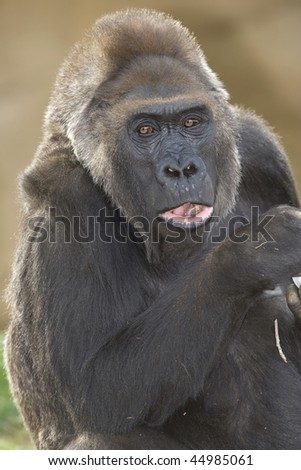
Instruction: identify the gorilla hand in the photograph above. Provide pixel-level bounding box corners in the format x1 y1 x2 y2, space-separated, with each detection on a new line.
287 278 301 326
212 205 301 296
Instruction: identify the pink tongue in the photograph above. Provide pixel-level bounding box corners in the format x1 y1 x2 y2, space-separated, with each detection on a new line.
171 203 191 216
161 203 213 224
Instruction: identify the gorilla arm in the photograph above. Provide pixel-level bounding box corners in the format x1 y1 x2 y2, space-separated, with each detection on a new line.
23 228 244 434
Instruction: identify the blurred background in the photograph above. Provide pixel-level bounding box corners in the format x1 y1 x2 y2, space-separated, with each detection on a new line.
0 0 300 449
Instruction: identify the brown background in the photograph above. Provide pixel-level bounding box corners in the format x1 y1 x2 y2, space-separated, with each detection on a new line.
1 0 300 328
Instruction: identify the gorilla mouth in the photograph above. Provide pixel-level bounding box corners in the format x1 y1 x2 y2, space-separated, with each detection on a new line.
160 203 213 228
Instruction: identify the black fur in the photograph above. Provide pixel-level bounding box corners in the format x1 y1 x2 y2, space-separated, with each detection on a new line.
5 10 301 449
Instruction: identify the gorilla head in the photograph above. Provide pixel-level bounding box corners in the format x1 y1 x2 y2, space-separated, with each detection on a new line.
46 9 241 237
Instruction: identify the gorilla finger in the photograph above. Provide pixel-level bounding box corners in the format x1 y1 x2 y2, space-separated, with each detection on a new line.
292 275 301 289
286 283 301 326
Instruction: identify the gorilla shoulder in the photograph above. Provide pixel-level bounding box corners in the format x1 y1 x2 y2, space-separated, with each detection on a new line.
233 107 299 209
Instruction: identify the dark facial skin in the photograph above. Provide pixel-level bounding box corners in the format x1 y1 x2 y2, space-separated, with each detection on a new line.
90 90 238 238
127 102 216 225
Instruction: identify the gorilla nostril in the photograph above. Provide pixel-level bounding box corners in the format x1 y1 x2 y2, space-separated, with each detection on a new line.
183 164 197 177
163 163 198 178
164 166 181 178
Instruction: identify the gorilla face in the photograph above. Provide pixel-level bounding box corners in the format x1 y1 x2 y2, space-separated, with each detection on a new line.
125 99 216 229
72 56 241 236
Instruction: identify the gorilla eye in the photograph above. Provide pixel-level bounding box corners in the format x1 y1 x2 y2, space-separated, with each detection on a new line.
184 118 200 128
137 125 155 135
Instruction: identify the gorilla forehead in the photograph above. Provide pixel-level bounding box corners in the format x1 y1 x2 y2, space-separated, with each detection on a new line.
98 55 217 106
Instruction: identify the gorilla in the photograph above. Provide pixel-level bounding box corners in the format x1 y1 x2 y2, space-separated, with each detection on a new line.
5 9 301 450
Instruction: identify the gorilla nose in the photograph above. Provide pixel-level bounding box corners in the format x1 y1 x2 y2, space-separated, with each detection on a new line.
164 163 197 178
159 157 204 182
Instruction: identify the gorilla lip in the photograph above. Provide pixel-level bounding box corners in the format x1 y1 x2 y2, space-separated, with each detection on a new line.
160 203 213 227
